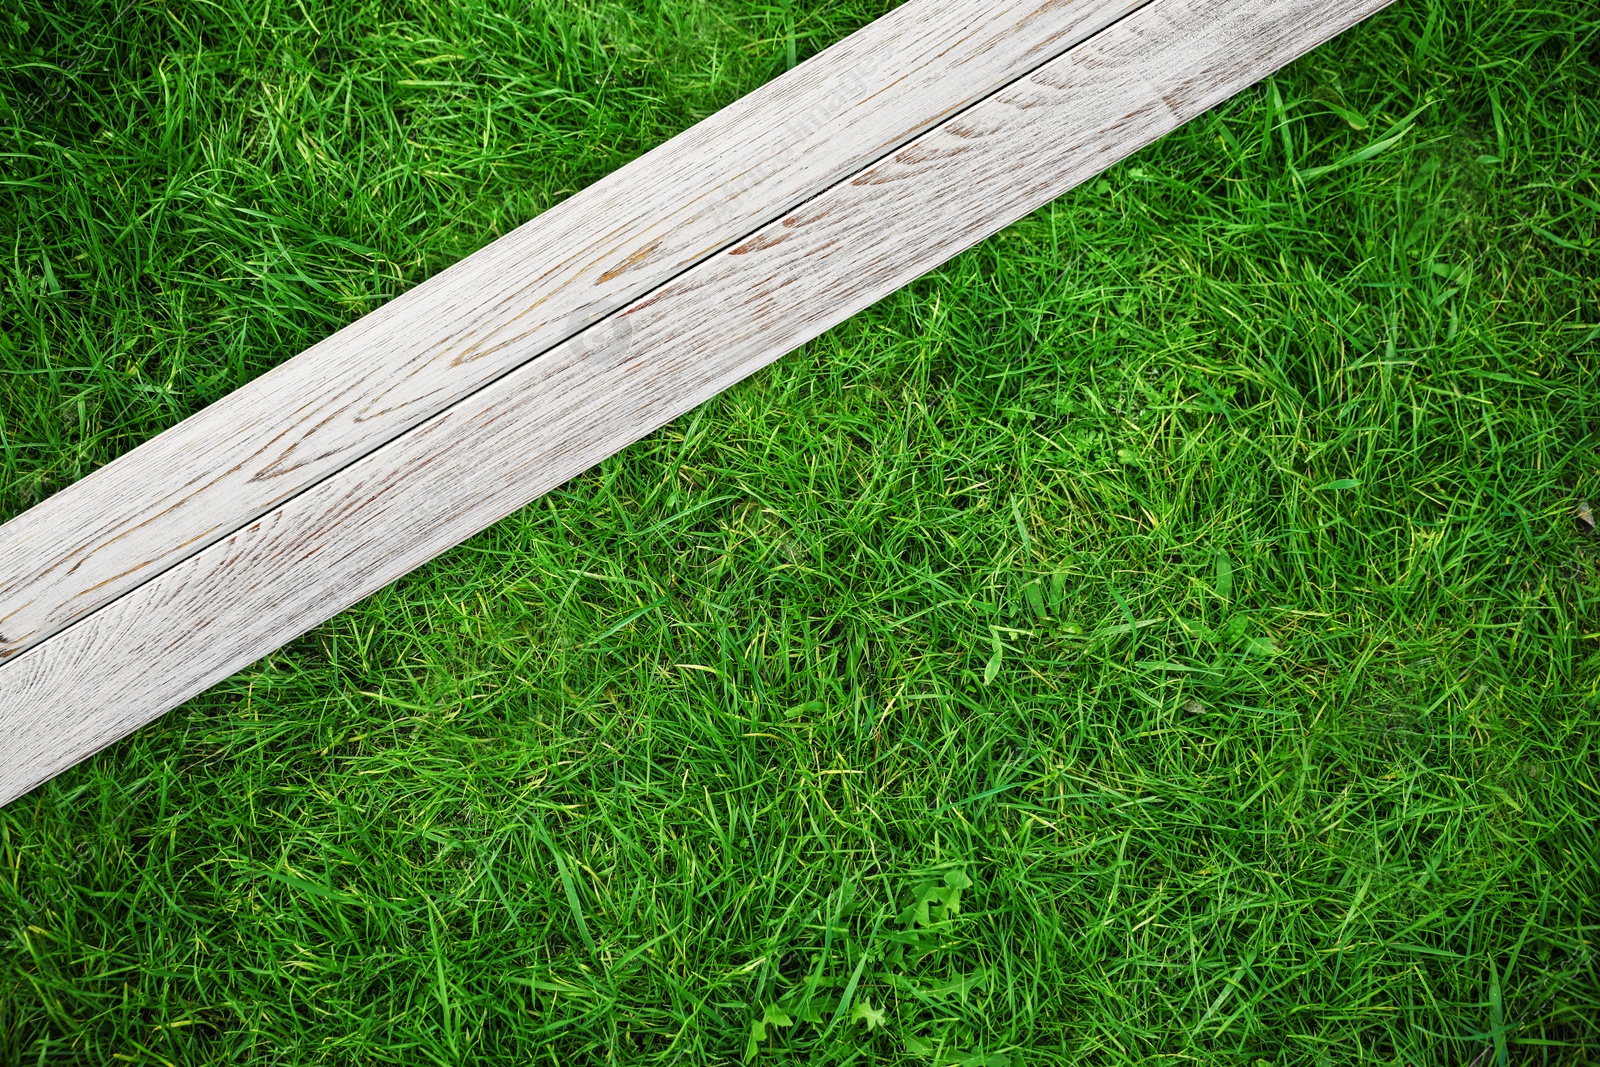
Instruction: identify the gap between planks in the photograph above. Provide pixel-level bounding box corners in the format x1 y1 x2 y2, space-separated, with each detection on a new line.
0 0 1396 806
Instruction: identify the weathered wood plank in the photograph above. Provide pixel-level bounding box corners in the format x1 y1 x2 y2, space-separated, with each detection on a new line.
0 0 1152 664
0 0 1394 805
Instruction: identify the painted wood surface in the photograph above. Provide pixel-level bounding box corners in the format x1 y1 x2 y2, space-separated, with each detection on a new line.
0 0 1395 805
0 0 1153 664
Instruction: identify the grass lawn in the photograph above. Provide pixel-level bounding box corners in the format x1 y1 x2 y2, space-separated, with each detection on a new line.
3 0 1599 1062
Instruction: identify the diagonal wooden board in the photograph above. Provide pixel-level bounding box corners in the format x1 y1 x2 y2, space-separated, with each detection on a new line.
0 0 1151 665
0 0 1395 806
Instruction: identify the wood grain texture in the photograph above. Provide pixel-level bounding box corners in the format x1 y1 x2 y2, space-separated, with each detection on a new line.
0 0 1395 806
0 0 1152 664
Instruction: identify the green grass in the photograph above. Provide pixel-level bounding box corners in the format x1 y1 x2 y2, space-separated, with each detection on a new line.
2 0 1598 1062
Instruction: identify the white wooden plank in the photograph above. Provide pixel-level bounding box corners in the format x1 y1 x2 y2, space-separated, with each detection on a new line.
0 0 1152 664
0 0 1395 805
